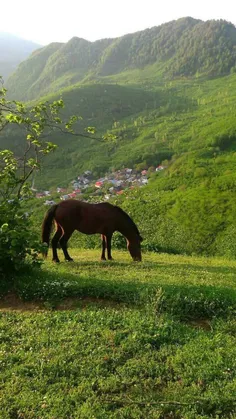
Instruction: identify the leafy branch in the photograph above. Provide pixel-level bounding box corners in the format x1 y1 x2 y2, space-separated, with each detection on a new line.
0 77 116 200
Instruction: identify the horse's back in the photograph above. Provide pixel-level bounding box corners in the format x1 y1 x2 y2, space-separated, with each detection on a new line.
58 199 114 210
55 199 118 234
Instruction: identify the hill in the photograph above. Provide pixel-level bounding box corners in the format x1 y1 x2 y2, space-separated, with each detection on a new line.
3 18 236 258
20 71 236 258
6 17 236 101
5 71 235 189
0 32 41 80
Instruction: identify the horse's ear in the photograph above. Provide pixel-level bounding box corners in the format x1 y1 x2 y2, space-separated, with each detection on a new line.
139 235 143 242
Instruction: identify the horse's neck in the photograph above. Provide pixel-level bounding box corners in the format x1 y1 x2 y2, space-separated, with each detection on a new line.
117 219 135 242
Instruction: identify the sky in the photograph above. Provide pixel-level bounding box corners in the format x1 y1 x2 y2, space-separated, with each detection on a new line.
2 0 236 45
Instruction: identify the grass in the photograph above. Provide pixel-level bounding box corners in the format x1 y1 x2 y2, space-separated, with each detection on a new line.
0 250 236 418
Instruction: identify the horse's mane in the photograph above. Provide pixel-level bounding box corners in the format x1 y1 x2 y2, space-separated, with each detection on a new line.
114 205 142 239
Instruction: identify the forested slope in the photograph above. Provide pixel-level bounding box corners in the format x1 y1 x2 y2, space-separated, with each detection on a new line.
7 18 236 100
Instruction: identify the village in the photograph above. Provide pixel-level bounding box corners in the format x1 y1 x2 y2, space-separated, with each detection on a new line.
35 165 165 205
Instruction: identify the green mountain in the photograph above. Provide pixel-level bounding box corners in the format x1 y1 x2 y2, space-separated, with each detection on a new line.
0 32 41 80
3 17 236 258
7 18 236 101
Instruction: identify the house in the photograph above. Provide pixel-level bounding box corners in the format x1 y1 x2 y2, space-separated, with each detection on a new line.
57 187 66 193
44 191 51 196
111 179 122 186
126 176 133 183
72 182 80 189
95 181 103 188
156 165 164 171
61 194 69 200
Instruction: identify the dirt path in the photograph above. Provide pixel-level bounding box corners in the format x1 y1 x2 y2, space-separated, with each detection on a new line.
0 293 126 312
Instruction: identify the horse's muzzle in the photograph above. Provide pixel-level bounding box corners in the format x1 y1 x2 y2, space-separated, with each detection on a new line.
133 256 142 262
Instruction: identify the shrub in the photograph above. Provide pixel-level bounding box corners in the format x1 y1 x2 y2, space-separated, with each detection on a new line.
0 200 42 279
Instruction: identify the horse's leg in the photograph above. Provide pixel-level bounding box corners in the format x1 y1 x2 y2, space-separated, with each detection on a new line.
101 234 106 260
60 230 74 261
106 233 113 260
51 224 63 263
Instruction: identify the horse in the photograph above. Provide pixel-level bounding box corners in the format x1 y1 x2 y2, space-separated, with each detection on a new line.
42 199 143 263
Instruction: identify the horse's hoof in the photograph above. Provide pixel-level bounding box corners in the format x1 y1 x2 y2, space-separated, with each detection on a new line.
101 258 106 261
66 258 74 262
52 259 60 263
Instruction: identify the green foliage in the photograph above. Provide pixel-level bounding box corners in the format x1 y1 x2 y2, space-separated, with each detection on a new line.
0 80 84 276
0 200 42 278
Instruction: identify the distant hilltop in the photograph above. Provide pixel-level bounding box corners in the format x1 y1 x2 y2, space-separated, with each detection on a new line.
0 32 41 80
6 17 236 101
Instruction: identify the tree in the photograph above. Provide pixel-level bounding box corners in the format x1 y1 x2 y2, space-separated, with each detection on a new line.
0 77 112 277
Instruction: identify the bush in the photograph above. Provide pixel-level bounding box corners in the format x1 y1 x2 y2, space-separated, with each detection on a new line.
0 200 42 279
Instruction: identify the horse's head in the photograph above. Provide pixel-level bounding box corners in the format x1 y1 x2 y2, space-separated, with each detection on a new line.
127 234 143 262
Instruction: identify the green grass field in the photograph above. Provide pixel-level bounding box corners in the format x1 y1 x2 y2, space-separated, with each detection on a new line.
1 250 236 418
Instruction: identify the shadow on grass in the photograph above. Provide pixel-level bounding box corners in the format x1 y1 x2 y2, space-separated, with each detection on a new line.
60 257 236 277
1 265 235 320
160 261 236 277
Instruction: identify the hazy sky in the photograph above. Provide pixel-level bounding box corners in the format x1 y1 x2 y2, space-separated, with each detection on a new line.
2 0 236 45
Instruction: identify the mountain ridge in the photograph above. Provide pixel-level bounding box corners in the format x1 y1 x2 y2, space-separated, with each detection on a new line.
6 17 236 101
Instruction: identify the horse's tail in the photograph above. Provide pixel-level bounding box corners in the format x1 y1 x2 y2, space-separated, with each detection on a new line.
42 204 58 257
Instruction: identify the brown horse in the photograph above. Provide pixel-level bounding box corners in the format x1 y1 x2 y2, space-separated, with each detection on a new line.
42 199 143 262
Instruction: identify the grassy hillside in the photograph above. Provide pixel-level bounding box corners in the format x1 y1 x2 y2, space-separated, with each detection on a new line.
9 71 236 190
1 251 235 418
4 71 236 257
3 19 236 258
4 71 236 184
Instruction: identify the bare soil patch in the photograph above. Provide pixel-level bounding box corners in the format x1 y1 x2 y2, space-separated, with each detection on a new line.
0 293 125 312
0 293 44 312
187 318 212 331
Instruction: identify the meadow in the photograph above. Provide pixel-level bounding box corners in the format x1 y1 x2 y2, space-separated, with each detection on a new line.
1 19 236 418
0 250 235 418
